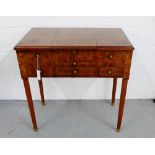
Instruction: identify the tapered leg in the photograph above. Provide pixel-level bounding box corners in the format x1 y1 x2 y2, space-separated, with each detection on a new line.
116 78 128 132
23 78 38 131
111 78 117 105
38 79 45 105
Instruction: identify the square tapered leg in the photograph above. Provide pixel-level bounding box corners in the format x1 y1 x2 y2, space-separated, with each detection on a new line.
23 78 38 131
38 79 45 105
117 78 128 131
111 78 117 106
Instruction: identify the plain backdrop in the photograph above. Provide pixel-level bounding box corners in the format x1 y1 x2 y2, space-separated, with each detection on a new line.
0 16 155 100
0 0 155 154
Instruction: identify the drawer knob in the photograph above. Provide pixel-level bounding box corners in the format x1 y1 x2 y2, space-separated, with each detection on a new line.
109 54 113 59
72 50 76 55
107 70 112 74
73 70 77 75
73 62 76 66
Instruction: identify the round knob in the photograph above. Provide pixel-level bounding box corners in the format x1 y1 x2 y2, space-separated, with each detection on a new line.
73 62 76 66
73 70 77 75
72 50 76 55
109 54 113 59
107 70 112 74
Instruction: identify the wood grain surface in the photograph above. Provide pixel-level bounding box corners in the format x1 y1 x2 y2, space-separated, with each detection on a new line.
14 28 134 50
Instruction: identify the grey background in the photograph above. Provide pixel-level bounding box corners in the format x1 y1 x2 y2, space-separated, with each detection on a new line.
0 99 154 138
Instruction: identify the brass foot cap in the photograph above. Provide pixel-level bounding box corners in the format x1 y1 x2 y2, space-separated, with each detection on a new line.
116 128 120 132
34 128 38 132
42 102 45 106
111 102 114 106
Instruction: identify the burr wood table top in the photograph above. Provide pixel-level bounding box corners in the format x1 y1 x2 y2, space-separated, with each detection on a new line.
14 28 134 50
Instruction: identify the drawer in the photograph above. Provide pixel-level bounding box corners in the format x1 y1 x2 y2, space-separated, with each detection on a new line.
98 67 123 77
17 51 55 77
73 51 95 62
56 61 96 67
55 67 97 77
55 67 73 77
54 50 95 64
76 67 97 77
96 51 126 67
54 51 73 66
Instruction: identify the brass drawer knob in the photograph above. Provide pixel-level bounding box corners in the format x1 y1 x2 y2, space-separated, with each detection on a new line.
73 62 76 66
73 70 77 75
107 70 112 74
72 50 76 55
109 54 113 59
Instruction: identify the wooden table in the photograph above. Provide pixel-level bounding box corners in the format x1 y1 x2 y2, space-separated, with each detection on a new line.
14 28 134 132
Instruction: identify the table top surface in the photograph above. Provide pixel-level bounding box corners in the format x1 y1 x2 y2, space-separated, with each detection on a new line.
14 28 134 50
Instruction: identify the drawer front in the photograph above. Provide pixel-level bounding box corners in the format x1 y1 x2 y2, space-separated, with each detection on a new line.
55 67 97 77
54 51 73 66
54 50 95 66
76 67 97 77
98 67 123 77
17 51 54 78
73 51 95 62
56 61 96 67
55 67 73 77
96 51 126 67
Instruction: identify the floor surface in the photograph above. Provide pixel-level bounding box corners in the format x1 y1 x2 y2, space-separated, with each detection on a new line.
0 99 154 138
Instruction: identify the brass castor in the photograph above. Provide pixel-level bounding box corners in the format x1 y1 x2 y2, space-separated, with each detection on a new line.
34 128 38 132
116 128 120 132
